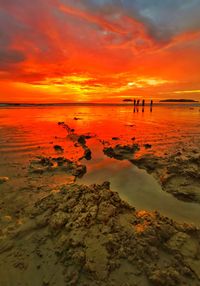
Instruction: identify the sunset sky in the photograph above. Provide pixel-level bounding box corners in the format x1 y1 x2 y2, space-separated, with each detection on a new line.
0 0 200 103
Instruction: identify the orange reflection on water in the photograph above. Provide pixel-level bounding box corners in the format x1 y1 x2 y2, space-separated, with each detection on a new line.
0 104 199 163
0 105 200 226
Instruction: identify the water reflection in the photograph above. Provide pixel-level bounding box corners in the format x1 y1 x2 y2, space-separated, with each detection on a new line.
78 140 200 226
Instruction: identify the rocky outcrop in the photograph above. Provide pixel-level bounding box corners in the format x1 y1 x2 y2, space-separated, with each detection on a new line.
1 183 200 286
103 144 140 160
29 156 86 178
131 151 200 203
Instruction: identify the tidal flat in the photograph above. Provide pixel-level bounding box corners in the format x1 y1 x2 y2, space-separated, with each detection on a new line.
0 104 200 285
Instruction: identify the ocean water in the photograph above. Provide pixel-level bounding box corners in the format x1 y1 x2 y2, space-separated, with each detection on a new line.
0 103 199 158
0 104 200 224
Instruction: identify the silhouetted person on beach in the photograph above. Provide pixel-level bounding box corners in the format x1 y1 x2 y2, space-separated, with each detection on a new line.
142 99 145 106
134 99 136 106
137 99 140 106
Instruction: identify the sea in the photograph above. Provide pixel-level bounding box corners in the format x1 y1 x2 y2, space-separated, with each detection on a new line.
0 103 200 225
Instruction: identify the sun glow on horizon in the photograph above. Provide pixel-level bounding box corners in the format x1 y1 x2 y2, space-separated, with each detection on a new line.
7 75 171 102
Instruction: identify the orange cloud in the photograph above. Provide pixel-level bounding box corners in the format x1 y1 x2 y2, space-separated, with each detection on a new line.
0 0 200 102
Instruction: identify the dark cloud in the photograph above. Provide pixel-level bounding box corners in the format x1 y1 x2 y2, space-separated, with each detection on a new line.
60 0 200 42
0 49 26 65
121 0 200 41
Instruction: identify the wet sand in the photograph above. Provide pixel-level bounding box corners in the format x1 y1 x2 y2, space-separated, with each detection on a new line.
0 105 200 285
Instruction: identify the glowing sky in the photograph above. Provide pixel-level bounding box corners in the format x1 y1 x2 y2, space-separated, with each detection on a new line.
0 0 200 102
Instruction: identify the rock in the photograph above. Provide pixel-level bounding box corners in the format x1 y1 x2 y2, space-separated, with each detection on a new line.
49 211 69 230
97 202 116 222
54 145 64 152
84 148 92 160
0 176 9 184
53 157 70 166
144 144 152 149
103 144 140 160
58 122 74 133
102 181 110 190
72 165 87 178
131 155 161 172
172 190 196 202
38 156 54 166
29 156 56 173
84 135 92 139
148 267 181 286
78 135 86 145
29 156 85 177
112 137 119 141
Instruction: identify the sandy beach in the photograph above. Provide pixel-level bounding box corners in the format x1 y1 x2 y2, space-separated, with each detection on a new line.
0 104 200 285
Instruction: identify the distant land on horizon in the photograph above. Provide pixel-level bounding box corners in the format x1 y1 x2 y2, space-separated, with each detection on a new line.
160 99 198 102
123 99 133 102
